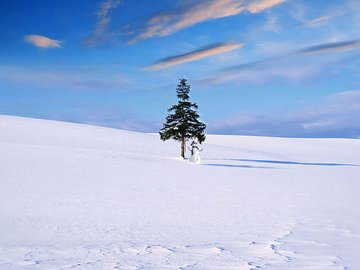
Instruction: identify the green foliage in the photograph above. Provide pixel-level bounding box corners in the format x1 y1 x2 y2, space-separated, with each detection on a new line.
159 78 206 144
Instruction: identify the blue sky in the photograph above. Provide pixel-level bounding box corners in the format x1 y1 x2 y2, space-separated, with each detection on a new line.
1 0 360 137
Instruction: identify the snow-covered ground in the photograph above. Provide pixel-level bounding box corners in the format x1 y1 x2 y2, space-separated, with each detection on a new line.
0 115 359 270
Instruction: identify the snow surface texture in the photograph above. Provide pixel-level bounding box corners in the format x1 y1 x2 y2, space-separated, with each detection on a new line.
0 115 359 270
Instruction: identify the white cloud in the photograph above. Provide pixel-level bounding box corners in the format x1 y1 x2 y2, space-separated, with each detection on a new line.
24 35 61 48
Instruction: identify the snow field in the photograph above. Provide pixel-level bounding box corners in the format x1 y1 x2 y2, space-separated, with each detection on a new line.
0 115 359 269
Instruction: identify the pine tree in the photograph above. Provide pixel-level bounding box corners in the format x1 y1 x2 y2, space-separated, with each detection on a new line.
160 78 206 158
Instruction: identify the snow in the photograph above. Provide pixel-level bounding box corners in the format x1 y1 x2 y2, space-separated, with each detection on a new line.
0 115 359 269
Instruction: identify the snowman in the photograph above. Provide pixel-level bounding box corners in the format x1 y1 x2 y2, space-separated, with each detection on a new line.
189 140 203 164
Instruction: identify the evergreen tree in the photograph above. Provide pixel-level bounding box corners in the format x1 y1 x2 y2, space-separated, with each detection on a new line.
160 78 206 158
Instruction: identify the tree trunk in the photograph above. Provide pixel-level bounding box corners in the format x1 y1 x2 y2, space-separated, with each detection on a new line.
181 138 186 159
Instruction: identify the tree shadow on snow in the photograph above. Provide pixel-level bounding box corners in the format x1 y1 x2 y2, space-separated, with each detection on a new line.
224 159 359 167
203 163 276 169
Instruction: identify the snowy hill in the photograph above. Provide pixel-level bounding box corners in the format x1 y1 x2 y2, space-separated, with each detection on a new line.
0 115 359 269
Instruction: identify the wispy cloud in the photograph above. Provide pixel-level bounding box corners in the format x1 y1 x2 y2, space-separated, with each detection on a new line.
260 12 281 32
84 0 122 46
209 90 360 138
247 0 286 13
199 39 360 86
236 39 360 68
145 43 243 70
304 15 338 27
211 62 323 85
128 0 286 44
0 65 129 91
24 35 61 48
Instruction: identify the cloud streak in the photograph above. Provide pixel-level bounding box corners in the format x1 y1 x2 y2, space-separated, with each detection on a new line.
230 39 360 70
128 0 286 44
84 0 122 46
145 43 243 70
304 15 337 27
297 39 360 54
24 35 61 48
0 65 129 91
199 39 360 86
247 0 286 13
